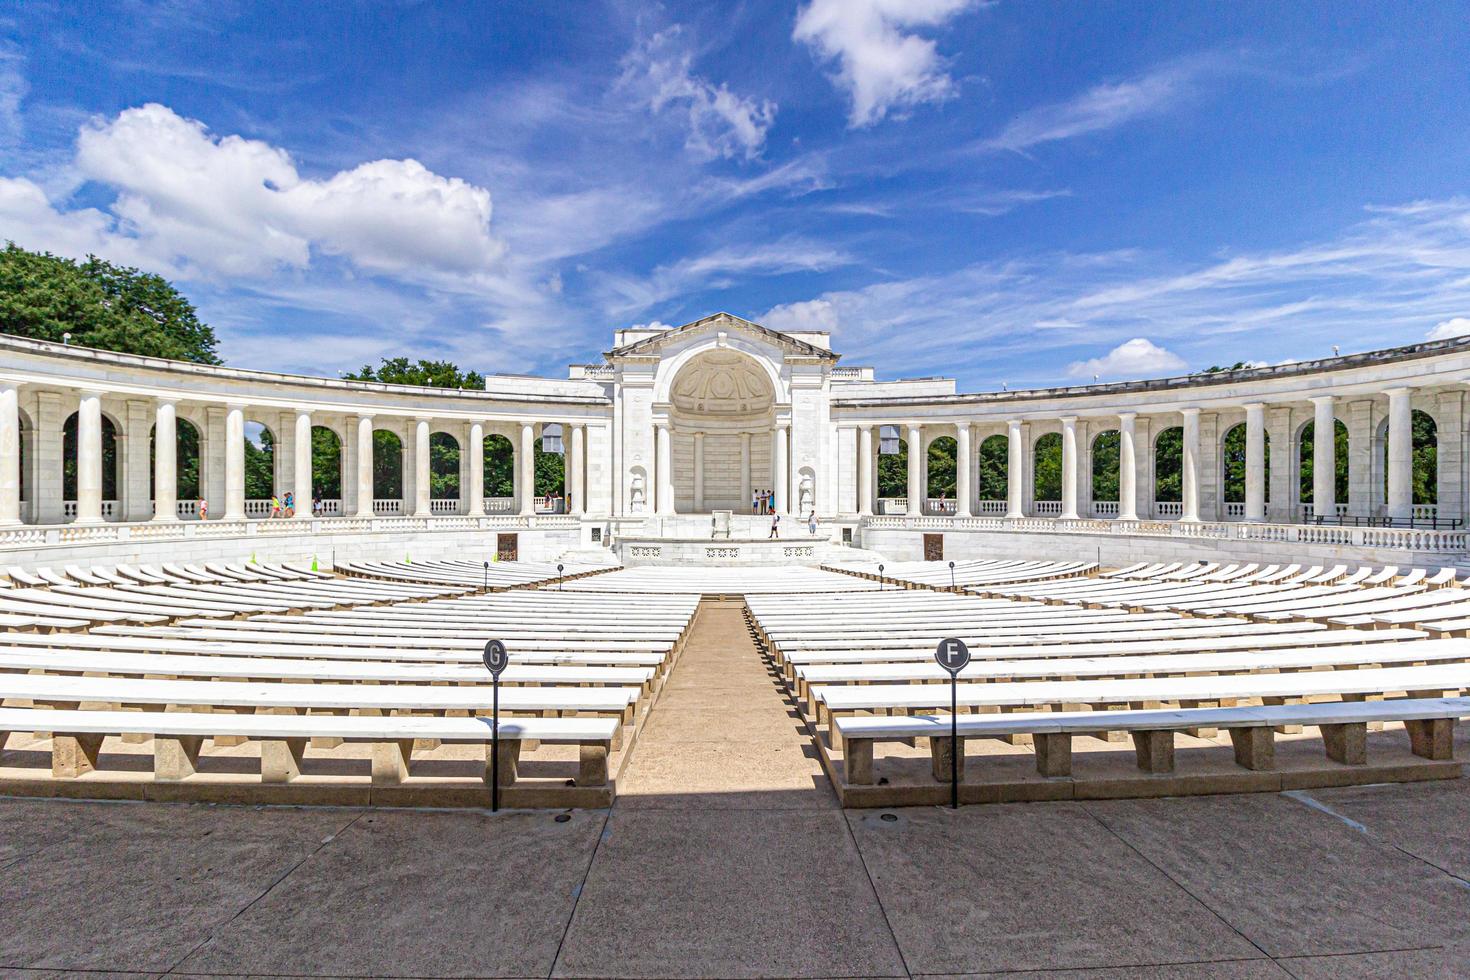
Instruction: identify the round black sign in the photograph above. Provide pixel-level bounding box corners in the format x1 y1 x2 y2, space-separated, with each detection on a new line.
482 638 509 676
935 637 970 675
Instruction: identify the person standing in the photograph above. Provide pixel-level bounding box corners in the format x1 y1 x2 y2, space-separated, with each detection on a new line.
769 511 780 538
807 510 817 536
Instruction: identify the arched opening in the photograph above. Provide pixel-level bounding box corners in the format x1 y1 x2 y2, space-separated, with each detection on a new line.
1091 429 1120 517
62 411 119 519
666 349 776 513
877 431 907 509
926 435 957 512
310 426 342 513
244 421 275 507
1221 423 1270 515
149 418 203 515
977 433 1008 513
1154 426 1183 516
536 423 565 511
1033 432 1062 513
1298 418 1349 516
372 430 404 511
484 433 515 512
430 431 461 510
1381 409 1438 514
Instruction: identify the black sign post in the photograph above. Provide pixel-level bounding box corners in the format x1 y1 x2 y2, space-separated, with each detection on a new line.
482 638 509 811
482 560 489 591
948 560 956 590
557 563 564 591
934 637 970 809
877 563 884 591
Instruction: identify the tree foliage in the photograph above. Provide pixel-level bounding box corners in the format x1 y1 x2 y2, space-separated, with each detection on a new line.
1221 424 1269 503
877 440 907 497
1155 427 1182 502
1034 432 1062 501
1298 419 1350 504
244 427 274 499
345 357 485 389
1091 430 1120 502
0 243 220 363
977 435 1008 500
926 436 957 498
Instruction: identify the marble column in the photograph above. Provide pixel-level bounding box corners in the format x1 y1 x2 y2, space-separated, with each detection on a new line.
75 391 104 524
412 419 432 517
1311 395 1336 519
1244 402 1266 522
1059 416 1079 520
693 431 705 512
519 422 536 516
955 423 972 518
0 383 19 526
223 404 246 520
656 423 674 515
1386 387 1413 520
293 411 312 519
772 424 788 513
739 432 752 514
1006 419 1024 518
569 424 584 517
857 425 873 517
1181 408 1201 522
355 415 375 518
152 400 178 521
467 422 485 516
1118 412 1138 521
906 423 923 516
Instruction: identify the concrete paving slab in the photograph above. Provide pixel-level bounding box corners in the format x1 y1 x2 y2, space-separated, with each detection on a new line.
926 958 1293 978
552 808 906 978
1084 793 1470 958
847 804 1262 975
1279 940 1470 978
1304 778 1470 881
177 807 603 978
0 800 353 974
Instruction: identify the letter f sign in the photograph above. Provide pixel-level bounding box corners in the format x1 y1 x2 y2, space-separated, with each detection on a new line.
935 637 970 675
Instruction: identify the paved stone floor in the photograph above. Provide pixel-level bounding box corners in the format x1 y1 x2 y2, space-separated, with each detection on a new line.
1 599 1468 978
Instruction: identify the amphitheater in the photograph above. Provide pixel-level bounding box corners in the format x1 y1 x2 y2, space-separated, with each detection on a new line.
1 317 1468 975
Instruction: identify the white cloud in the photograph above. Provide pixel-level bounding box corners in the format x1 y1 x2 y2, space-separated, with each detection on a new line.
793 0 975 127
619 28 776 161
978 60 1205 154
761 298 839 334
1067 338 1187 379
627 320 676 332
59 104 504 280
0 46 26 148
1428 316 1470 340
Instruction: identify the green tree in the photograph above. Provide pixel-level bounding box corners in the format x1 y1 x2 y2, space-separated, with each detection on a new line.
1221 423 1269 503
926 436 957 498
1383 410 1439 505
0 243 221 363
1155 427 1182 502
977 435 1008 500
1034 432 1062 501
244 427 274 498
311 427 342 499
372 431 403 499
877 440 907 497
1091 430 1120 502
345 357 485 389
485 434 515 497
430 432 461 499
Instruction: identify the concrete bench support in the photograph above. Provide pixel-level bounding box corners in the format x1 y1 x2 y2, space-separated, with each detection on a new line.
262 737 308 782
1229 727 1275 770
155 734 204 780
371 739 415 785
1132 730 1175 773
579 742 609 786
487 739 520 787
1406 718 1454 760
1322 722 1368 765
52 733 104 778
930 735 962 783
1034 732 1071 776
844 738 874 784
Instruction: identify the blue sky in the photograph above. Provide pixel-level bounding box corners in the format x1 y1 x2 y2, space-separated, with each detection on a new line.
4 1 1470 389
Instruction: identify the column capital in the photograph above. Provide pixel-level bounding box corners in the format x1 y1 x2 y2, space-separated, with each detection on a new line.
1116 411 1137 421
1007 418 1023 429
224 400 249 412
78 387 106 400
1383 386 1413 398
1181 406 1201 418
858 421 873 432
1308 394 1335 406
1242 401 1266 411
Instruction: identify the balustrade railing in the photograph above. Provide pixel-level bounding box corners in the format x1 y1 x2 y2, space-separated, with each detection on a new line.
485 496 515 514
1034 500 1062 516
1154 501 1183 519
926 498 956 515
61 500 119 521
976 499 1007 515
1092 500 1119 518
373 499 402 516
430 498 460 515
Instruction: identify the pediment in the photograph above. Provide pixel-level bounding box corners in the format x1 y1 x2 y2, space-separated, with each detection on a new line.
605 312 838 361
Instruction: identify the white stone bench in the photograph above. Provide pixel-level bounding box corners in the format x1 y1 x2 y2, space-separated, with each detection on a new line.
0 707 617 787
834 697 1469 785
812 662 1470 728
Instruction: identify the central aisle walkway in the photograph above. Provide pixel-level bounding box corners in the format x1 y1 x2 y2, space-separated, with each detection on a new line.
614 597 833 806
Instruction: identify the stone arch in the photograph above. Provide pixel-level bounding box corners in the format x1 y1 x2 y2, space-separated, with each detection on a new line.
1033 431 1062 502
373 429 404 502
1221 422 1269 504
652 335 789 407
925 434 957 501
977 433 1008 504
1154 426 1183 503
310 425 343 501
429 430 461 499
1091 428 1120 503
666 348 777 512
484 432 515 499
877 429 908 499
